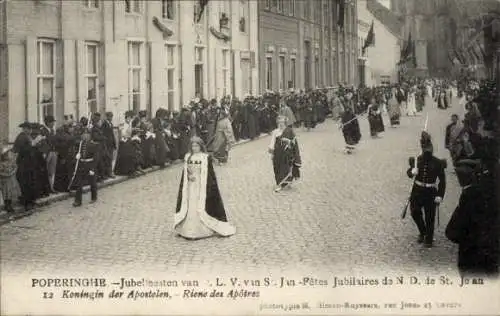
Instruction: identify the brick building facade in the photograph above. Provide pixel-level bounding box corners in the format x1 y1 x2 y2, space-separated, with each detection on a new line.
258 0 358 92
0 0 259 142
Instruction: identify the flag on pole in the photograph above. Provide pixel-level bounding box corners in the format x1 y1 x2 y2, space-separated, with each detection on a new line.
337 0 345 29
475 38 487 62
196 0 209 23
454 49 465 64
448 50 460 65
362 20 375 54
398 31 415 66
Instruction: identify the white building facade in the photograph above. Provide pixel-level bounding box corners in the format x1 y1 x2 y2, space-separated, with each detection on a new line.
0 0 259 142
357 18 373 86
358 0 402 86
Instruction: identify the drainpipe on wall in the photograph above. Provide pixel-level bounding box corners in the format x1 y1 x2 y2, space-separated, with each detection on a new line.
112 0 116 43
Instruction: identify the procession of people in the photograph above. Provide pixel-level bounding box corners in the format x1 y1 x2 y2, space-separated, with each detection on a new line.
0 74 497 276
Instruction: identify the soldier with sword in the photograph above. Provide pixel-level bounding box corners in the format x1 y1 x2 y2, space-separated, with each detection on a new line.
404 116 447 248
68 124 99 207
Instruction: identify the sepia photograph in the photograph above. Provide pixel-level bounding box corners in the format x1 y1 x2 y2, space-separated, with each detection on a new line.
0 0 499 315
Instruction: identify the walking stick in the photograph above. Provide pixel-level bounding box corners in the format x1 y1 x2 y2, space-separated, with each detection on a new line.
436 204 440 227
338 109 368 129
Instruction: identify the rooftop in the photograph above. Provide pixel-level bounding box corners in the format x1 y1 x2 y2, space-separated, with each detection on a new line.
366 0 403 38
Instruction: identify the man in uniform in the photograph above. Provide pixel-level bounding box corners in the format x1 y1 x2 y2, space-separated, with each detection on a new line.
71 128 99 207
407 131 446 247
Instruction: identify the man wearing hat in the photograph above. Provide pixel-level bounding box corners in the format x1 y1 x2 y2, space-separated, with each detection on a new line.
40 115 58 192
70 127 99 207
101 112 117 178
446 159 499 276
407 131 447 248
90 113 107 181
12 122 38 211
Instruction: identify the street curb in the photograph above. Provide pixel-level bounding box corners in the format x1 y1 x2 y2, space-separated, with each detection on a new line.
0 133 269 226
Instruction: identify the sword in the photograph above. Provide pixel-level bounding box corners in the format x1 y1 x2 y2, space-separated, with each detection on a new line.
436 204 440 227
68 112 91 190
67 140 83 190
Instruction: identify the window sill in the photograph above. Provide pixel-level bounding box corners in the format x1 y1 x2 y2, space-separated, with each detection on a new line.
83 7 100 12
162 17 176 22
125 12 144 18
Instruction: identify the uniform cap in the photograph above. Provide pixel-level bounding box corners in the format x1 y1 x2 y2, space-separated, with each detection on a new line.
420 131 433 149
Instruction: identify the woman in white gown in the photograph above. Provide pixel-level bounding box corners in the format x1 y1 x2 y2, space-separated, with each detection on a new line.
174 136 236 240
407 87 417 116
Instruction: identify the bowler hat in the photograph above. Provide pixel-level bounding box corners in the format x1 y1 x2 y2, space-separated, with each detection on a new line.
19 121 31 128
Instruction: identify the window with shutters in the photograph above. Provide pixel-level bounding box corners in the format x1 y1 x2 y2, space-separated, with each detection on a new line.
290 57 296 88
83 0 99 9
315 56 320 87
222 49 231 96
277 0 283 13
128 42 143 112
279 55 286 90
303 0 310 20
36 39 56 123
194 47 204 98
288 0 295 16
165 45 176 111
265 0 271 10
239 0 247 33
162 0 175 20
124 0 142 14
85 43 99 114
265 56 273 90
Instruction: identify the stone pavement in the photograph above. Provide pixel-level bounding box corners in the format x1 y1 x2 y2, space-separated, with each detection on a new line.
0 98 463 277
0 135 267 226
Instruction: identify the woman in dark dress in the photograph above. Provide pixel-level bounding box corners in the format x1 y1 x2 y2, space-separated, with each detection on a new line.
114 111 143 176
367 98 384 138
151 108 169 168
138 111 156 169
303 97 316 131
340 106 362 154
268 116 302 192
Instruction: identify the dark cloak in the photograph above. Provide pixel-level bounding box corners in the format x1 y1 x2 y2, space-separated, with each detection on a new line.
446 185 499 276
341 111 361 146
272 127 301 186
13 132 37 205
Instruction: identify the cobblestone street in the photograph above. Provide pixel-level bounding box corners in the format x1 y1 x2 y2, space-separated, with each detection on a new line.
1 98 462 277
